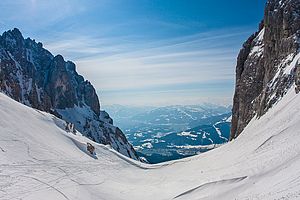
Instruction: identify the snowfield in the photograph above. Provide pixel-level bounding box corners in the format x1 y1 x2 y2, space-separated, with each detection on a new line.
1 88 300 200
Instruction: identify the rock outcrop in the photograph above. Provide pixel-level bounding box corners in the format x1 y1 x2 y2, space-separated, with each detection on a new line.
0 28 139 160
295 60 300 93
231 0 300 139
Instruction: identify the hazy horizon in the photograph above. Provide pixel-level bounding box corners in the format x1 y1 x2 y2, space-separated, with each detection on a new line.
101 102 233 109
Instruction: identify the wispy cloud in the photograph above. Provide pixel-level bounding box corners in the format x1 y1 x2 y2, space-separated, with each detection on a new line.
0 0 86 30
42 26 252 106
0 0 259 106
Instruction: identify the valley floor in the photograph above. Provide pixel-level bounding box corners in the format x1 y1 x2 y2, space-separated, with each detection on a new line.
1 88 300 200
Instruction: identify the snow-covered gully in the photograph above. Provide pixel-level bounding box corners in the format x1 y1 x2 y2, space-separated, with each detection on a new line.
1 86 300 200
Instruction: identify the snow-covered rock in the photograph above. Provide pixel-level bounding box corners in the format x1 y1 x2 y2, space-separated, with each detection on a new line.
231 0 300 139
0 28 138 160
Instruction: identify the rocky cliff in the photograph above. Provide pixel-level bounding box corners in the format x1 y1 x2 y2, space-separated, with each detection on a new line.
231 0 300 139
0 28 139 160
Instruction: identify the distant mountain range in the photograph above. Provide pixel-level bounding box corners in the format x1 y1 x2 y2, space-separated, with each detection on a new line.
105 104 232 163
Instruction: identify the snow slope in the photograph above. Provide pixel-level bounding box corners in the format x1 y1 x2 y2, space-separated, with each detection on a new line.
1 88 300 199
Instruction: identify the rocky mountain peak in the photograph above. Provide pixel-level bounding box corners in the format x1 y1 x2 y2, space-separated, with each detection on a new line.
0 28 138 160
231 0 300 139
1 28 24 47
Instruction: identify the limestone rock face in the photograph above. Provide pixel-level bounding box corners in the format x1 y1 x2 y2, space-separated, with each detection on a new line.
295 60 300 93
0 28 139 160
231 0 300 139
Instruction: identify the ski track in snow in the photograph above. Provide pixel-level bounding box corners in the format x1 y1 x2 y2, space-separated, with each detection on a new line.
1 88 300 199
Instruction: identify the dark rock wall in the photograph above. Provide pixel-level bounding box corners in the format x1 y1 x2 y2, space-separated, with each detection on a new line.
231 0 300 139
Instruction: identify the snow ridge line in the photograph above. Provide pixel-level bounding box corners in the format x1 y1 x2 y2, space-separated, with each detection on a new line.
173 176 248 199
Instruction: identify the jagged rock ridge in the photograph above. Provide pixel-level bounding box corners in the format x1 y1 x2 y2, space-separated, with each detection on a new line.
0 28 139 160
231 0 300 139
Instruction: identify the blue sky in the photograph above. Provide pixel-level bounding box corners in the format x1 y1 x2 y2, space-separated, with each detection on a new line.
0 0 266 106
